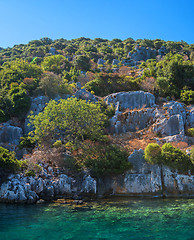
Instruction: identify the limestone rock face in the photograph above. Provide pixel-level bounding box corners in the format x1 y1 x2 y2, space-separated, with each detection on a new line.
164 101 186 124
127 45 167 62
104 91 155 110
97 59 105 65
74 88 97 102
0 122 23 145
153 114 185 136
0 169 97 203
110 107 155 134
186 105 194 128
81 175 97 194
24 96 49 134
97 149 194 197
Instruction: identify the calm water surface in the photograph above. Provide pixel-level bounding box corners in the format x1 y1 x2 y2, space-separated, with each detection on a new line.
0 198 193 240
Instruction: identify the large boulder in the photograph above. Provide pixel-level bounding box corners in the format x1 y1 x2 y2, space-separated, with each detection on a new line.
74 88 97 102
104 91 155 110
0 122 23 145
153 114 185 136
110 107 155 134
163 101 186 124
186 105 194 128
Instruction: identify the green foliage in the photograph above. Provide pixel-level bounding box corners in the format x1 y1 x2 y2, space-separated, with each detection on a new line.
145 143 194 173
53 140 62 148
85 73 140 96
180 89 194 104
161 143 193 173
156 53 194 98
186 128 194 137
39 72 74 98
29 98 107 146
41 55 71 74
156 77 171 97
18 135 35 149
77 142 132 177
0 109 7 123
25 170 36 177
9 84 31 117
144 143 162 164
74 55 91 71
0 147 20 171
190 148 194 164
0 59 42 88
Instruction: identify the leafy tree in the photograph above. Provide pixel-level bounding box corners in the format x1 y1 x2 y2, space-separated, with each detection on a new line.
76 141 132 177
161 143 193 173
41 55 71 74
74 55 91 71
39 72 74 98
156 53 194 97
29 98 107 146
144 143 162 164
180 89 194 104
0 147 20 171
0 59 42 88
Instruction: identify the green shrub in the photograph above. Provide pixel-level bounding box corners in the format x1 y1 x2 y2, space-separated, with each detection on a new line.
180 89 194 104
0 109 7 123
144 143 162 164
145 143 194 173
190 148 194 164
25 170 36 177
85 73 140 96
53 140 62 148
161 143 193 173
187 128 194 137
0 147 20 171
77 142 132 177
18 135 35 149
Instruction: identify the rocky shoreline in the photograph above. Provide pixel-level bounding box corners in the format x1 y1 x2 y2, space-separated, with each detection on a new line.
0 149 193 204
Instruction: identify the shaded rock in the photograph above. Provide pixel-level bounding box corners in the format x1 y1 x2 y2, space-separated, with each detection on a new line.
153 114 185 136
74 88 97 102
186 105 194 128
110 108 155 134
97 59 105 65
0 122 23 145
112 59 120 65
164 101 186 124
81 175 97 194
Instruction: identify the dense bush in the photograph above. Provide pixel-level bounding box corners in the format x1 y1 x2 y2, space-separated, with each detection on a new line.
18 135 35 149
144 143 162 164
85 73 140 96
29 98 107 146
186 128 194 137
180 89 194 104
76 142 132 177
41 55 71 74
161 143 193 173
144 143 194 173
0 147 21 171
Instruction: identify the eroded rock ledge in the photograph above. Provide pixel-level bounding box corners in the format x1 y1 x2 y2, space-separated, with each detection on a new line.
0 149 193 203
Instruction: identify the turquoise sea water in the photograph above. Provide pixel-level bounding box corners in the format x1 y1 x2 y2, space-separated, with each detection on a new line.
0 198 194 240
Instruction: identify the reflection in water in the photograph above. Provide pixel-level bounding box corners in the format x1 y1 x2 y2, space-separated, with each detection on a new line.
0 198 194 240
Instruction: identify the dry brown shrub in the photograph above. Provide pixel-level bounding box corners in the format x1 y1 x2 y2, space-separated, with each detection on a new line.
140 77 156 94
